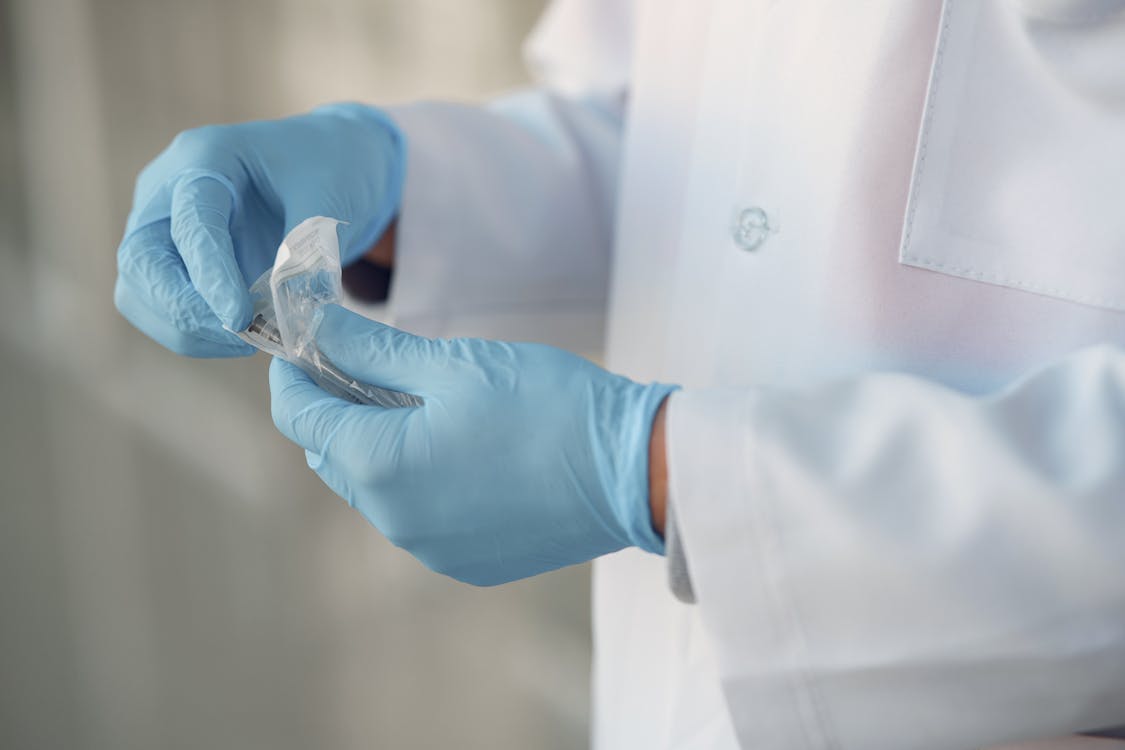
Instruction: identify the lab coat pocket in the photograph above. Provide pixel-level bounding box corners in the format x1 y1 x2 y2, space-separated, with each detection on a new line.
900 0 1125 312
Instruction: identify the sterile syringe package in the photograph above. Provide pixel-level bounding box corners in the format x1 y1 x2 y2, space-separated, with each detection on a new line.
237 216 422 409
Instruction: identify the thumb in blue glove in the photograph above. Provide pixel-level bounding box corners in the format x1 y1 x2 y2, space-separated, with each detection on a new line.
269 305 677 585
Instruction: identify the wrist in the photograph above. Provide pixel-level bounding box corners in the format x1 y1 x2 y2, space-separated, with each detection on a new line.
648 395 670 538
605 380 676 556
340 221 396 303
363 219 397 267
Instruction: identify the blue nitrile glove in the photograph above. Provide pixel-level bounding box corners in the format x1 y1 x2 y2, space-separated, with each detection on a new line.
114 104 404 357
268 305 677 585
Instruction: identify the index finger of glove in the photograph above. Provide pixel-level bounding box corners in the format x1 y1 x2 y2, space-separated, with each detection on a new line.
169 175 252 331
115 221 254 356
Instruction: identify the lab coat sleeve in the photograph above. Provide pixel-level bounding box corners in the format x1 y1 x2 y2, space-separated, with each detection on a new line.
378 0 634 350
668 344 1125 750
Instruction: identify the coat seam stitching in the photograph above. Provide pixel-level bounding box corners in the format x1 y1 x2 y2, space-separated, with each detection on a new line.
747 400 841 750
902 254 1125 309
900 0 954 260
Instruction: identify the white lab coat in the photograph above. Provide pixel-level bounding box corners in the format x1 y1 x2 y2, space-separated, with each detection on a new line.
382 1 1125 748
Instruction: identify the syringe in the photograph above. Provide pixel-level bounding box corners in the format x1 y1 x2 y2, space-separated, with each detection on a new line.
242 312 422 409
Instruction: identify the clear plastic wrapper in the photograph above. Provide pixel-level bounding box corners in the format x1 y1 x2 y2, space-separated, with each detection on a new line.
238 216 422 409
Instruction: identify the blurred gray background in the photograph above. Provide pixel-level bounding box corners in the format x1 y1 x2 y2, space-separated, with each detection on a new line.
0 1 602 749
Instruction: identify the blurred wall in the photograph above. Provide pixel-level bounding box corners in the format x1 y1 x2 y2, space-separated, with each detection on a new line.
0 2 601 749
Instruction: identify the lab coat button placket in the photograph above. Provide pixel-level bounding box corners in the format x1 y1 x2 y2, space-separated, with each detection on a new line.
732 206 771 252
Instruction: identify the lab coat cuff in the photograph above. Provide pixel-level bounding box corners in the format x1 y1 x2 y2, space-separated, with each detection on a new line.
664 499 697 603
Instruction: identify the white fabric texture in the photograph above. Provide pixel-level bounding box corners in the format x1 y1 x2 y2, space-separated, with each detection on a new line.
383 0 1125 747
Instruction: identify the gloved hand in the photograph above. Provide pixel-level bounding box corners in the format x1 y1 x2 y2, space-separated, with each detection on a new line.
114 104 404 357
268 305 677 585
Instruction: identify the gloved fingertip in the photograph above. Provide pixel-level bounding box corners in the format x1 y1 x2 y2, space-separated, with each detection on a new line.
204 324 257 357
220 292 254 333
304 448 326 471
224 335 257 357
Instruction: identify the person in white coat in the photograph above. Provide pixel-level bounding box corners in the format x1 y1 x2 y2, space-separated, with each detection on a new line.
114 1 1125 748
